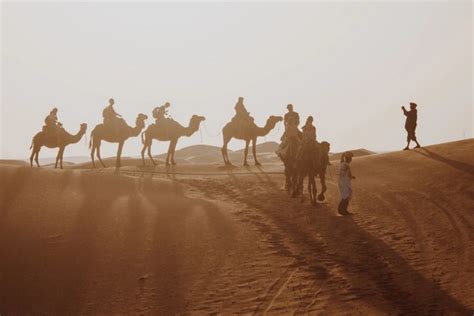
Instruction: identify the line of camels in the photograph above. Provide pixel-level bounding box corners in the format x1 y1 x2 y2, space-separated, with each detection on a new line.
29 110 329 205
29 111 283 169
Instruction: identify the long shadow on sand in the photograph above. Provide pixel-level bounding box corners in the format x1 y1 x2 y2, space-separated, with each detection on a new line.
218 173 472 315
0 169 235 315
414 148 474 176
0 166 34 217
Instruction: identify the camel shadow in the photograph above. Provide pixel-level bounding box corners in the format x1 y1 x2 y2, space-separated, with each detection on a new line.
1 168 237 315
0 166 34 218
223 173 472 314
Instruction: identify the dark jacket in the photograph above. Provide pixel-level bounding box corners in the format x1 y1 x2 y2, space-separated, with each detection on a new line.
403 108 417 129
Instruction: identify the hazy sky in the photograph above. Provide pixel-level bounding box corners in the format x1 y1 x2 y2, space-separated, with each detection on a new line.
1 1 472 159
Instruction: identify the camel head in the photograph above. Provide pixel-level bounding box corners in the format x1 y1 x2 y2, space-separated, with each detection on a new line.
320 141 330 154
136 113 148 127
79 123 88 133
190 115 206 126
266 115 283 129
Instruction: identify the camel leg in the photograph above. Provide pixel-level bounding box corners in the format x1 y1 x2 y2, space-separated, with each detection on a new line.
59 147 65 169
252 138 261 166
30 147 36 167
318 172 327 201
56 147 65 169
284 162 291 193
309 173 317 205
116 141 124 168
300 175 305 203
243 140 250 166
55 147 65 169
170 139 178 165
291 171 300 198
90 139 96 169
165 141 172 166
221 135 232 165
147 144 157 166
96 143 106 168
34 146 41 167
141 143 147 166
55 150 60 169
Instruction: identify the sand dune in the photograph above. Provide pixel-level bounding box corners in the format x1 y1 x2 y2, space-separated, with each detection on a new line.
330 148 376 161
1 139 473 314
235 141 280 153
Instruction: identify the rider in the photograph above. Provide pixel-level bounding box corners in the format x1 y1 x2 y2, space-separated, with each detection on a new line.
301 116 316 143
276 104 301 160
152 102 171 123
43 107 62 140
103 98 121 124
296 116 317 161
284 104 300 128
102 98 122 134
44 107 59 128
232 97 254 127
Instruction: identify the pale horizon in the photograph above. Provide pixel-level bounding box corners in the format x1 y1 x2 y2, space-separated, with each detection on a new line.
1 1 472 160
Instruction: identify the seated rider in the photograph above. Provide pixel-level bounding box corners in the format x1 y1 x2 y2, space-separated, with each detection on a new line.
44 107 58 127
297 116 317 161
282 103 300 141
43 107 62 138
102 98 122 125
102 98 123 134
152 102 171 124
232 97 254 126
276 104 301 161
302 116 316 143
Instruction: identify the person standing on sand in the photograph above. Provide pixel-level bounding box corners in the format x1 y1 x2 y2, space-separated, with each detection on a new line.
338 151 355 216
402 102 421 150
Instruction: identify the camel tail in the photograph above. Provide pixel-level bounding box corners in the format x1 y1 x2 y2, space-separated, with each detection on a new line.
29 135 35 150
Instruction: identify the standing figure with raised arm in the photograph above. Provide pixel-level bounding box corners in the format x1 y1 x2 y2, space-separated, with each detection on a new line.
402 102 421 150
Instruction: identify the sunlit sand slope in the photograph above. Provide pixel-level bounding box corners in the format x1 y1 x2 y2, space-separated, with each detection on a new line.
0 139 472 314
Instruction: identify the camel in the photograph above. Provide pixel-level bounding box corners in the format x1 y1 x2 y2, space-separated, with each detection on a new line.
294 141 331 205
89 113 148 168
140 115 206 166
282 140 330 205
29 123 88 169
221 115 283 166
279 137 301 194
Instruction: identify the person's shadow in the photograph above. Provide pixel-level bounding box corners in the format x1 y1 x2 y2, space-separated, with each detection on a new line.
414 147 474 176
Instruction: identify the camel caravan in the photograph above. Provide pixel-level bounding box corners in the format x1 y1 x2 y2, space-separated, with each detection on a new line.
29 97 331 204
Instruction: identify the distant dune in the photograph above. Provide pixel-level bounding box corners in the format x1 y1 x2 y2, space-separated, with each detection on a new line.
0 159 29 166
330 148 376 161
236 141 280 153
1 139 473 314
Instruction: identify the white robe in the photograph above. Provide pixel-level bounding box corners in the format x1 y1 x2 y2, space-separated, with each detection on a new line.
338 162 352 199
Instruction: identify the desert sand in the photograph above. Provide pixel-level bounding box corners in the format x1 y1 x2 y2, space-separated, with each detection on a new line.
1 139 473 314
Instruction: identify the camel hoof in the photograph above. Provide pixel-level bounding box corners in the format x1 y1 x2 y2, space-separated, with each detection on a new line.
255 162 262 166
243 162 249 167
171 162 176 166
